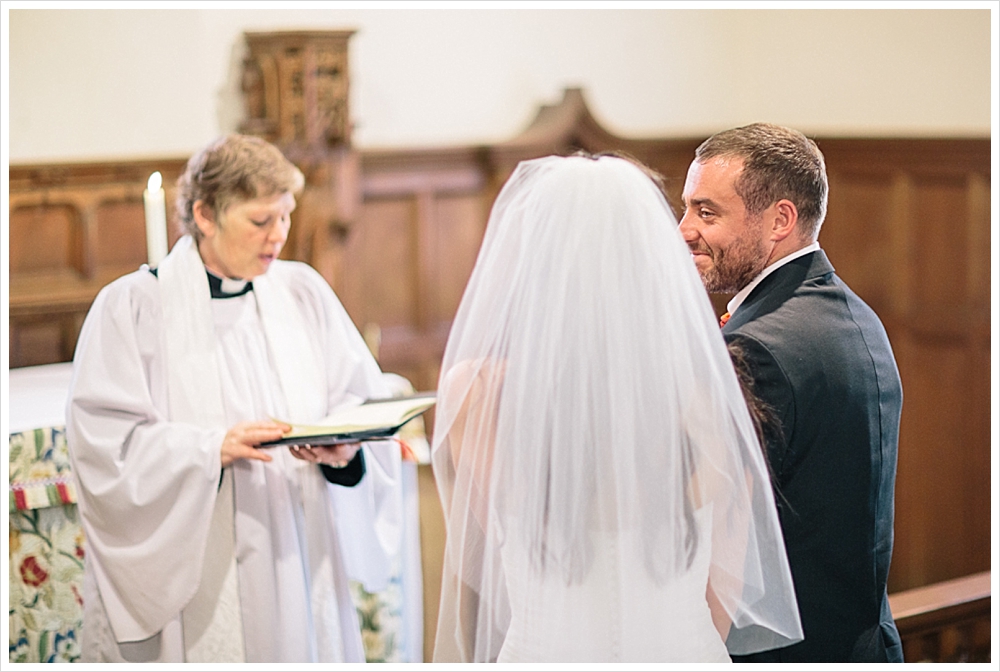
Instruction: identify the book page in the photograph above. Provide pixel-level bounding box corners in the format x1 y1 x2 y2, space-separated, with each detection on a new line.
280 395 436 439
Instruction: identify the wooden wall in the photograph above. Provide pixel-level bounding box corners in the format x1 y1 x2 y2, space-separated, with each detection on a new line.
816 140 992 592
8 90 991 614
346 148 490 396
8 159 188 366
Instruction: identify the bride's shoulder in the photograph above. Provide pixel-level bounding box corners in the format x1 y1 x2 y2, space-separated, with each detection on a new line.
441 358 506 398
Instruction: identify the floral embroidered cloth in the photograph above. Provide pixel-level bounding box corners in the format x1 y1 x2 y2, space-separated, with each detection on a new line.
8 427 84 663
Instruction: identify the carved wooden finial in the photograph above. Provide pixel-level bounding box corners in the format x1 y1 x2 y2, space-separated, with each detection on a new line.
240 30 356 149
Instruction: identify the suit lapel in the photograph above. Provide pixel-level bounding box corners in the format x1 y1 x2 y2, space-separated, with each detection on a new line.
722 250 835 333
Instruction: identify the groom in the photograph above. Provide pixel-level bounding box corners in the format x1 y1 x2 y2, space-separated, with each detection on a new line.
678 123 903 662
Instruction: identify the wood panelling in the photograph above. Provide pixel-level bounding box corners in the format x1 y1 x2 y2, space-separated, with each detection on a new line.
9 204 83 275
898 341 975 585
9 317 78 367
911 175 971 305
8 159 188 367
94 200 149 269
344 149 490 398
822 174 896 315
814 142 991 592
8 92 991 628
342 198 419 327
430 194 488 320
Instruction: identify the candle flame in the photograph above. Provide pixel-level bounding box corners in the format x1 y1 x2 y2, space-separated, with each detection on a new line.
147 171 163 192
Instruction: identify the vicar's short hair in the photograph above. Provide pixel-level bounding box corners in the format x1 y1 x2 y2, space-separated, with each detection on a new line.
175 134 305 239
695 123 828 240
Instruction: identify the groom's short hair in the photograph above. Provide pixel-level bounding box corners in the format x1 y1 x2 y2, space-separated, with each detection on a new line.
696 123 829 240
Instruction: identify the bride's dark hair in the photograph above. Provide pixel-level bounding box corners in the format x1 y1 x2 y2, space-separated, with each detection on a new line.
727 338 786 505
572 149 668 197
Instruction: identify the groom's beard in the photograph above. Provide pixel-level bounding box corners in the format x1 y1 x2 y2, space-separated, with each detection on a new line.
692 222 769 295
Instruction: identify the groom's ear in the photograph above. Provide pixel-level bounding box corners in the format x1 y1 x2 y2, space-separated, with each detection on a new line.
766 199 799 242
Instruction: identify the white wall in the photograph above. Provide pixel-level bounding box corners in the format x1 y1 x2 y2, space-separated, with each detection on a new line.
5 7 993 163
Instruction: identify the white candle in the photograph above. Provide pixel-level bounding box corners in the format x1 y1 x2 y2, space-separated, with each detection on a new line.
143 171 169 267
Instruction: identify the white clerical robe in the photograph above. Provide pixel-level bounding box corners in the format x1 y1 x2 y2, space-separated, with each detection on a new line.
66 236 402 663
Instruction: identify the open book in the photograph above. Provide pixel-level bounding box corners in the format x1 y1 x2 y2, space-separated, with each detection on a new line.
262 393 436 447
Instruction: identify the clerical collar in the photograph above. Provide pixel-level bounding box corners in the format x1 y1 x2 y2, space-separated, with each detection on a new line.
206 271 253 299
147 266 253 299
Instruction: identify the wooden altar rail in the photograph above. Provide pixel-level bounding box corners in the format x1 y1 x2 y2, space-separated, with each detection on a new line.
889 570 992 663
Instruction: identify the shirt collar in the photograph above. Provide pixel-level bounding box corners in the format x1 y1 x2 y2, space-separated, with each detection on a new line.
727 241 821 316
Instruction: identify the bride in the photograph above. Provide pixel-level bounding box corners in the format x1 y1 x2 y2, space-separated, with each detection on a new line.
431 154 803 662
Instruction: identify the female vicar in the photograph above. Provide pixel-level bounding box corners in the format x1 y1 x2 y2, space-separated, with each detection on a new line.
66 134 401 663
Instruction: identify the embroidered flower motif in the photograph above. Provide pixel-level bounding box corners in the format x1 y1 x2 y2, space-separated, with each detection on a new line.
50 630 81 663
20 556 49 587
9 632 31 663
26 461 58 482
350 571 403 662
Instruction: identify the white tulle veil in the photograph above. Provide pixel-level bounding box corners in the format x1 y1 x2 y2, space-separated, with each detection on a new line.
431 154 802 662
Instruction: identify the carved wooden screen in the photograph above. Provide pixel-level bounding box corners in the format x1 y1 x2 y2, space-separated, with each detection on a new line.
241 30 353 147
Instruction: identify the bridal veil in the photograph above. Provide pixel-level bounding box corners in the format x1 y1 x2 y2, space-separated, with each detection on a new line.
431 154 803 662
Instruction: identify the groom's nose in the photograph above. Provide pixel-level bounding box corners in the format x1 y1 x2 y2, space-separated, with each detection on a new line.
677 210 698 244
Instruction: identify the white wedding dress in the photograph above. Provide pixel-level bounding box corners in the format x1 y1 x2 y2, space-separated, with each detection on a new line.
497 506 730 663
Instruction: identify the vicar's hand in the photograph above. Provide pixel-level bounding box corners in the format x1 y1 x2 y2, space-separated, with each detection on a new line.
220 421 290 468
288 442 361 468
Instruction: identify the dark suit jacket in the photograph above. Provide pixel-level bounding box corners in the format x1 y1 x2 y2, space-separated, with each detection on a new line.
724 250 904 663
